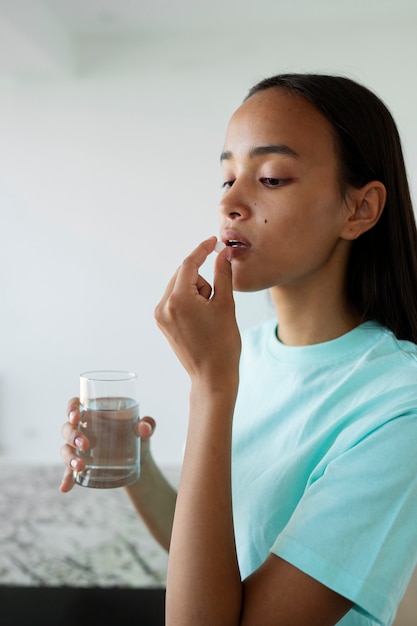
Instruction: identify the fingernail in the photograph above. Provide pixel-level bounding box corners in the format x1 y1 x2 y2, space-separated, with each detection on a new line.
142 421 153 435
75 437 83 449
70 458 78 469
69 409 77 421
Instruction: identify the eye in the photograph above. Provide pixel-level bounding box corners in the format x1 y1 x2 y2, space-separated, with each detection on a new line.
222 180 235 189
261 178 289 188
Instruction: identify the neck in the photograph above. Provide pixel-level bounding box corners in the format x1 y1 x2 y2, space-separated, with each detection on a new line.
269 283 361 347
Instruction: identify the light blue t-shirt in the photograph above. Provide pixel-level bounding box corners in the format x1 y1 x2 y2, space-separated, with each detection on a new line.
232 320 417 626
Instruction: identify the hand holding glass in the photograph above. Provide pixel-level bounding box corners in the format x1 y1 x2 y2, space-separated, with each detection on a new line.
74 370 140 489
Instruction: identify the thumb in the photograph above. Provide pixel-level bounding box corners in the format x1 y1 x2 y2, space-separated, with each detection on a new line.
137 416 156 440
213 249 234 300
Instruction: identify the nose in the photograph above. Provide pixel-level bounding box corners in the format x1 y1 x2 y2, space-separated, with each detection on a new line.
219 180 251 220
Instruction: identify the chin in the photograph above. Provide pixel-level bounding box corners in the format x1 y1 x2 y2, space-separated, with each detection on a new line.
232 280 265 294
231 269 269 293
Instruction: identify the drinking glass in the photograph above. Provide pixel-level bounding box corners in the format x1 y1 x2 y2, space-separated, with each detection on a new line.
73 370 140 489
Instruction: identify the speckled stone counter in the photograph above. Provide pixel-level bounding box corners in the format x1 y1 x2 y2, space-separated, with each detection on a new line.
1 464 416 625
0 463 179 588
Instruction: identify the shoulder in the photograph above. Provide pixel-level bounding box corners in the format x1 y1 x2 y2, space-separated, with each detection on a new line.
379 325 417 363
363 322 417 382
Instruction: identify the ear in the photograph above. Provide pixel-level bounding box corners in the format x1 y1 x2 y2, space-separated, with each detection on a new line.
340 181 386 240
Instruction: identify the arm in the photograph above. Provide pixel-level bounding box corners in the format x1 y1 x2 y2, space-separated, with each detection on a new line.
125 432 177 552
167 382 352 625
60 401 176 552
155 237 353 625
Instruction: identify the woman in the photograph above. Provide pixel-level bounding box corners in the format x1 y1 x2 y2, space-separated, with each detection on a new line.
61 74 417 625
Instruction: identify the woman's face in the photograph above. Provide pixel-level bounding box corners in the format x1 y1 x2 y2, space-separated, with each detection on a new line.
219 88 353 294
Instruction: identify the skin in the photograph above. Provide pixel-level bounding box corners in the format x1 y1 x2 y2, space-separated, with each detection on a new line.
61 88 386 624
219 89 385 345
60 402 176 551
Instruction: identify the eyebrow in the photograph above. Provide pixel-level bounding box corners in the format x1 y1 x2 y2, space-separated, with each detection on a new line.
220 144 300 162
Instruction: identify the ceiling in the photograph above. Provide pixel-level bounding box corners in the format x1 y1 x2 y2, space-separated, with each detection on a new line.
0 0 416 76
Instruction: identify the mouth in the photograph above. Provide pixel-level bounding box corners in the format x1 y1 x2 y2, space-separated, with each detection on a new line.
222 230 251 249
226 240 249 248
220 230 251 256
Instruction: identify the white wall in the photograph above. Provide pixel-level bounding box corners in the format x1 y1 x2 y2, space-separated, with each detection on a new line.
1 15 416 466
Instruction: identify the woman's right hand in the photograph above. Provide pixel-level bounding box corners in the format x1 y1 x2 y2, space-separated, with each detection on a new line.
59 397 156 493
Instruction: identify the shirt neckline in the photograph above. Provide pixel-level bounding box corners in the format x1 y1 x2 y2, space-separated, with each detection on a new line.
267 320 382 365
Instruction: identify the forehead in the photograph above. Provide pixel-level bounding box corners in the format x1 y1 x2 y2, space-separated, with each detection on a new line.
223 89 336 163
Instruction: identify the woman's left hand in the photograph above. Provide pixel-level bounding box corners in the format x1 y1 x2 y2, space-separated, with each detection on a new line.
154 237 241 388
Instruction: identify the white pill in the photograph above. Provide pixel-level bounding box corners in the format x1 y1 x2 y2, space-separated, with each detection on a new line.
215 240 226 253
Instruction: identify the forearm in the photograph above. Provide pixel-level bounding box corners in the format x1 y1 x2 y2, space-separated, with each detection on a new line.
125 454 177 552
166 381 242 626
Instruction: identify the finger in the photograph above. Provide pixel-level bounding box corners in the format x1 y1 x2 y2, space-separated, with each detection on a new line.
155 238 217 323
213 247 234 300
176 237 217 292
196 276 213 300
60 442 84 475
171 272 212 301
136 417 156 463
61 421 89 451
59 467 76 493
134 416 156 439
66 397 80 424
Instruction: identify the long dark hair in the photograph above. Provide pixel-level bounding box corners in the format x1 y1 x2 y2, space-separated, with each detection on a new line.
247 74 417 343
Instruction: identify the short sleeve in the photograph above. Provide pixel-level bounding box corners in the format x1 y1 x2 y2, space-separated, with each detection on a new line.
271 412 417 625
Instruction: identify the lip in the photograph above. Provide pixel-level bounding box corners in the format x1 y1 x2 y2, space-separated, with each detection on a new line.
221 229 251 249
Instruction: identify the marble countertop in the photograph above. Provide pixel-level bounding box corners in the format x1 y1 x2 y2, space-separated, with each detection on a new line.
1 464 416 625
0 463 180 588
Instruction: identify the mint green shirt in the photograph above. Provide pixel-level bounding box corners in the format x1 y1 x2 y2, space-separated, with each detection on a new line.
232 320 417 625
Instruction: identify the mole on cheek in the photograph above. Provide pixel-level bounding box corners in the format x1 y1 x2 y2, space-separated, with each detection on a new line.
264 219 268 224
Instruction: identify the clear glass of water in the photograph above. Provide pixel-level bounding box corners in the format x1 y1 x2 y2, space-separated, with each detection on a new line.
74 370 140 489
